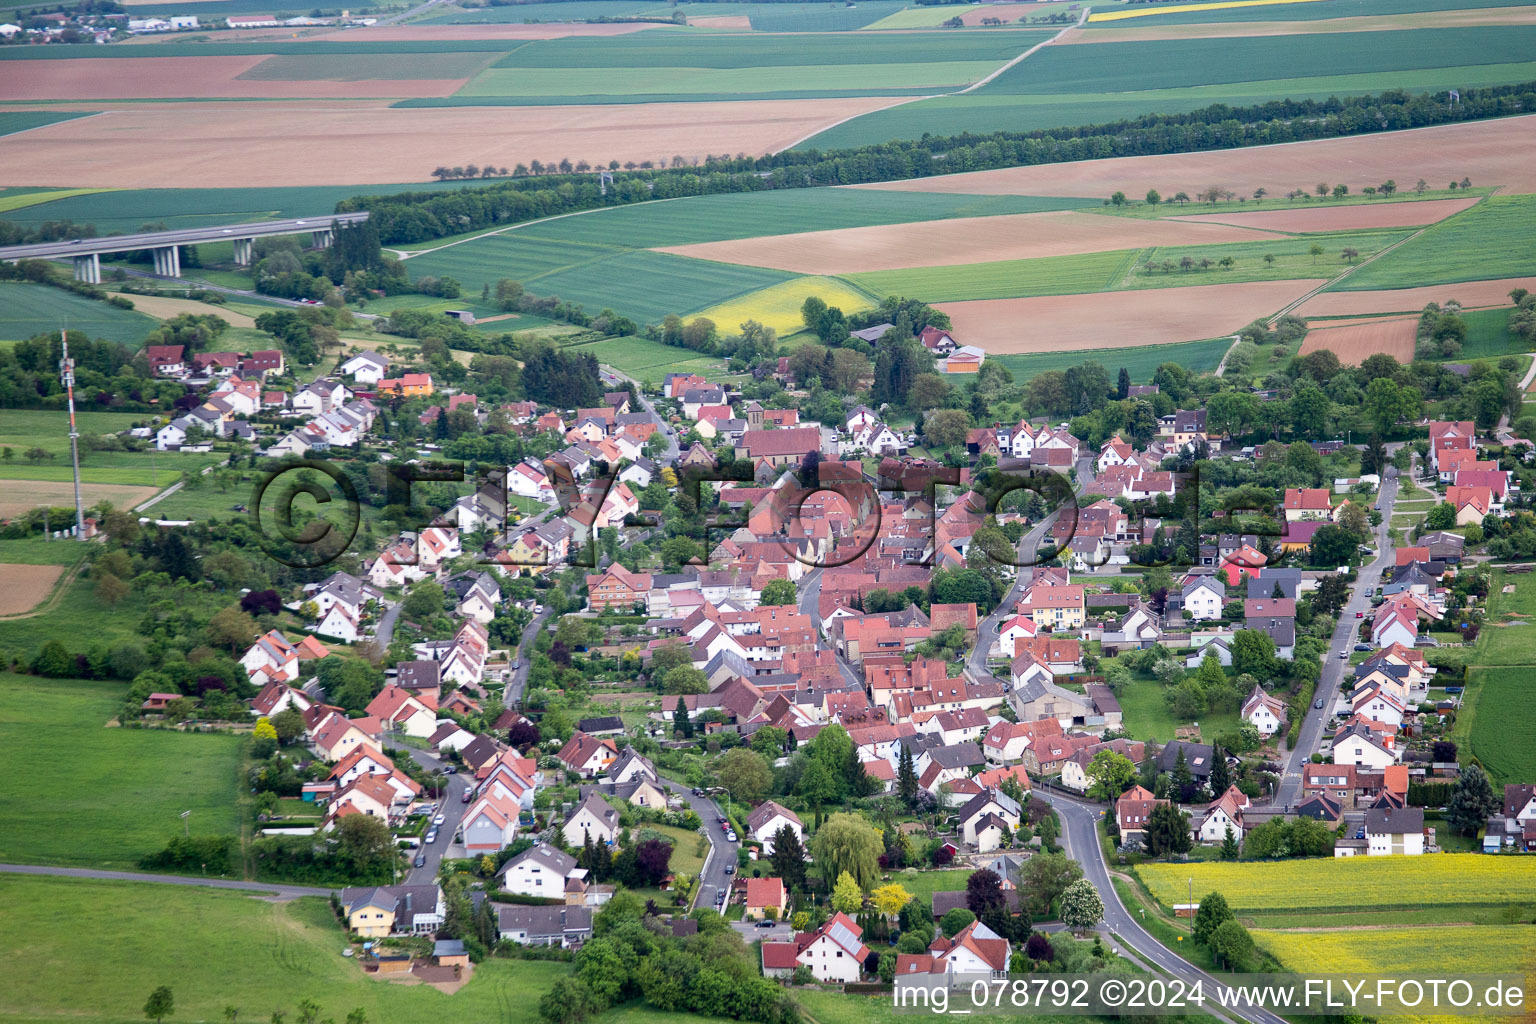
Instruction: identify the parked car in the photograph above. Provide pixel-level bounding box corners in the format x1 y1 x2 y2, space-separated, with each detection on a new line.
1338 651 1348 659
462 789 473 803
726 831 738 843
433 814 446 826
724 865 735 875
442 765 456 774
1354 643 1372 652
1356 611 1364 618
1314 698 1326 709
425 829 438 844
756 919 775 929
414 853 426 868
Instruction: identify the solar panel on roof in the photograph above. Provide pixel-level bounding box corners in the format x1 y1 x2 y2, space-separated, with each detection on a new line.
829 922 859 952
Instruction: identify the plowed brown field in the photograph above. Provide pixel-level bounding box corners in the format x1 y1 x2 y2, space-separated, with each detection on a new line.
1171 196 1479 233
0 481 160 519
688 15 753 28
0 56 471 100
656 210 1284 274
959 4 1046 24
851 116 1536 197
1297 317 1417 364
1297 277 1536 316
935 279 1323 352
0 97 910 187
0 564 63 616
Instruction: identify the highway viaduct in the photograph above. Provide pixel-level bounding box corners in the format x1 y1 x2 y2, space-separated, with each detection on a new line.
0 212 370 284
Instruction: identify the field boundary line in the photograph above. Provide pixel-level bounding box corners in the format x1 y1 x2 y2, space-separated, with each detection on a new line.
954 5 1089 95
1266 223 1433 324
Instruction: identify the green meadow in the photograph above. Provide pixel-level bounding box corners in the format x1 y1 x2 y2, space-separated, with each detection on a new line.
0 675 242 868
989 335 1234 381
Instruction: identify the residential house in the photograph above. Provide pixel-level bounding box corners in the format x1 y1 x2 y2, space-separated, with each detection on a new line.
897 921 1009 978
1193 785 1250 844
557 732 619 777
1240 684 1287 738
957 788 1022 851
747 801 804 855
496 905 593 947
1282 488 1334 522
1365 806 1425 856
744 877 788 921
1027 584 1085 631
499 844 587 900
562 793 620 847
761 912 869 982
1115 785 1168 843
338 885 444 937
1181 576 1225 622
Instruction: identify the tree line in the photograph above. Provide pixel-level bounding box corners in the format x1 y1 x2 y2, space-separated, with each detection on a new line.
338 81 1536 244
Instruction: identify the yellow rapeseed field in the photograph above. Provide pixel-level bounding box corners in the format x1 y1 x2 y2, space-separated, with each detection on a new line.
1137 855 1536 912
693 276 875 336
1088 0 1328 23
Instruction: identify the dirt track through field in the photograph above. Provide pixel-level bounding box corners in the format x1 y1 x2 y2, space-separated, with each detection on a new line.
0 56 471 100
0 481 160 519
0 97 913 187
0 564 64 616
851 115 1536 198
1297 316 1417 364
936 278 1323 352
1064 5 1536 42
1296 276 1536 316
1170 196 1479 233
657 210 1284 273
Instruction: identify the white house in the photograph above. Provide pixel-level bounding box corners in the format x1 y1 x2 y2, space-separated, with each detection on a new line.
995 614 1037 658
957 788 1021 850
1194 785 1249 844
1332 725 1397 769
313 601 362 643
562 794 619 848
1181 577 1225 622
762 912 869 983
499 844 586 899
746 800 804 855
1240 684 1287 738
240 630 300 683
1366 807 1425 856
340 351 390 384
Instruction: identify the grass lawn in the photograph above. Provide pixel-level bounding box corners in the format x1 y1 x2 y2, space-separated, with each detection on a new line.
575 336 731 384
0 674 242 868
886 867 972 899
1110 671 1242 745
794 987 1088 1024
0 874 572 1024
647 823 706 877
0 564 166 652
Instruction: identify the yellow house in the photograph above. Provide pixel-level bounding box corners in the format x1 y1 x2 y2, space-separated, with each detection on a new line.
744 877 787 922
342 891 397 937
1028 584 1085 630
377 373 434 398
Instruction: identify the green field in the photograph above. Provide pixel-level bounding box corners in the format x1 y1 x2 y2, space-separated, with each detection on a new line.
0 874 572 1024
0 111 98 140
1111 671 1242 743
239 51 497 81
989 335 1233 381
575 336 729 382
1460 667 1536 785
1087 0 1536 25
419 0 914 27
1334 195 1536 290
1453 307 1522 361
401 189 1092 322
0 284 158 346
0 409 219 486
0 675 242 868
496 30 1035 68
457 60 996 99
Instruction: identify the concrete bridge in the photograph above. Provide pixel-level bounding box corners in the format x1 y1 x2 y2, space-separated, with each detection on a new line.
0 212 370 283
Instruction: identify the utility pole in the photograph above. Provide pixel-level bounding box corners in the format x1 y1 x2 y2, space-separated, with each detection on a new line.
59 336 86 540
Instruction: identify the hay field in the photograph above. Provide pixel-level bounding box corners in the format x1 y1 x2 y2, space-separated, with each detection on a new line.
657 211 1283 274
0 97 909 187
0 481 161 518
1297 316 1417 364
2 56 473 100
1296 276 1536 316
935 278 1322 352
0 564 64 615
107 293 257 327
1169 195 1478 232
849 114 1536 197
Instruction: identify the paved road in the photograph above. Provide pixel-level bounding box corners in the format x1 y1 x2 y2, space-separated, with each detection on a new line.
0 863 332 900
796 568 866 688
966 509 1062 680
2 214 368 260
672 788 734 912
1272 464 1401 807
373 600 403 650
1041 793 1284 1024
402 745 470 886
601 367 679 465
505 605 554 707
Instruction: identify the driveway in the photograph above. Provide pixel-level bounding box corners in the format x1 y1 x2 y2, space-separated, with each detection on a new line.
505 605 554 707
1272 464 1400 808
372 600 403 650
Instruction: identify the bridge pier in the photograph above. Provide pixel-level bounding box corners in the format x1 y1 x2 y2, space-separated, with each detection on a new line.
310 229 333 249
232 237 254 266
72 252 101 284
152 245 181 278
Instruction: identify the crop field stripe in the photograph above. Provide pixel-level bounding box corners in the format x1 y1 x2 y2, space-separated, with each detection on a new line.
981 25 1536 94
1086 0 1536 24
0 111 101 139
454 62 1001 99
845 249 1140 302
0 186 112 214
1331 194 1536 290
1088 0 1328 21
987 336 1233 380
488 31 1044 68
